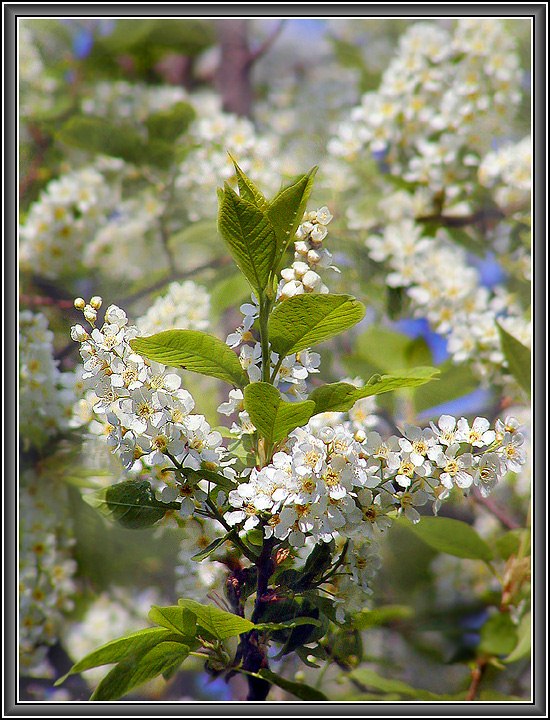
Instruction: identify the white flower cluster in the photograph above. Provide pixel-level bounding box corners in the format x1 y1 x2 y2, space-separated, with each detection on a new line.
20 165 120 279
479 135 532 210
174 93 284 222
175 520 228 601
71 297 229 516
365 218 531 379
224 414 526 550
329 19 522 194
135 280 210 335
278 206 337 299
19 311 76 447
81 80 189 122
63 587 164 685
19 470 77 674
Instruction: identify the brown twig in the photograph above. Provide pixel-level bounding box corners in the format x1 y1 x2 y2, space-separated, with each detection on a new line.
247 21 286 67
465 657 488 701
471 488 521 530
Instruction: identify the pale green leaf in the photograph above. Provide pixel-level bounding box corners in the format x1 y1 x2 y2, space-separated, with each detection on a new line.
148 606 197 638
217 183 277 293
349 668 440 700
479 612 518 656
229 153 268 209
504 612 531 663
130 330 248 388
55 627 175 685
269 294 365 357
352 604 414 630
178 598 255 639
253 669 328 701
396 516 493 562
497 323 531 395
414 361 478 414
309 368 439 415
243 382 315 444
91 641 190 701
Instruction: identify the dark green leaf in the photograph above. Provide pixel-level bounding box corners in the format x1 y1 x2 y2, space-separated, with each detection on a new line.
414 360 479 413
479 612 518 656
243 382 315 444
83 480 178 529
130 330 248 388
309 368 439 415
255 617 322 631
190 534 232 562
269 293 365 357
218 183 277 294
253 669 328 701
177 598 255 639
396 516 493 562
267 167 318 263
348 668 440 700
497 323 531 395
494 529 530 560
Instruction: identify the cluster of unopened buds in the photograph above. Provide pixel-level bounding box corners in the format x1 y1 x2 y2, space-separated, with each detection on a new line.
278 206 338 299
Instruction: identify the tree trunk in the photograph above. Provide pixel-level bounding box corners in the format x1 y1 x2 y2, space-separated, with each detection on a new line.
216 20 253 118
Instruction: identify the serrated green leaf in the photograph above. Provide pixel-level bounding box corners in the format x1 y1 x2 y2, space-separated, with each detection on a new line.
229 153 268 209
217 183 277 293
504 612 531 663
243 382 315 444
190 533 232 562
396 516 493 562
497 323 531 395
84 480 178 529
91 641 190 700
479 612 518 656
55 627 176 685
309 368 439 415
352 604 414 630
348 668 440 700
144 101 195 143
267 167 318 263
177 598 255 639
253 669 328 701
269 294 365 357
130 330 248 388
148 606 197 638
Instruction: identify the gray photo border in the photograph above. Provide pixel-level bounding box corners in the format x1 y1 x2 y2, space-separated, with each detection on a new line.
4 2 547 717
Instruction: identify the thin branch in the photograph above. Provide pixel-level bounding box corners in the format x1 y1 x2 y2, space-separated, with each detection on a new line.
247 21 286 67
465 657 488 701
471 488 521 530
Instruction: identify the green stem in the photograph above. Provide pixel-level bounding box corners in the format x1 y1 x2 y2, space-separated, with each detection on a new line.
269 353 285 384
259 296 272 384
205 497 259 563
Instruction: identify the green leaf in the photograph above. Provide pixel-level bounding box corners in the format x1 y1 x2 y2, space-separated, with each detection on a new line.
497 323 531 395
148 606 197 638
352 604 414 630
57 115 173 168
83 480 178 529
55 627 176 685
494 529 531 560
177 599 255 639
243 382 315 444
269 294 365 357
252 669 328 701
479 612 518 656
91 641 190 700
309 368 439 415
255 617 322 631
396 516 493 562
414 361 479 413
267 167 318 262
504 612 531 663
217 183 277 293
190 534 232 562
130 330 248 388
348 668 440 700
229 153 268 209
144 102 195 143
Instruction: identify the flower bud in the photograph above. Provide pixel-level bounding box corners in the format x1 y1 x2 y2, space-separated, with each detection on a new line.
302 270 322 291
83 305 97 323
73 297 85 310
70 324 88 342
316 206 333 225
89 295 102 310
